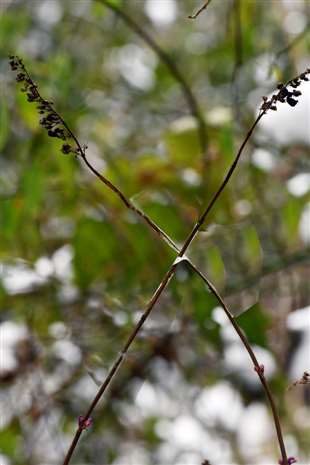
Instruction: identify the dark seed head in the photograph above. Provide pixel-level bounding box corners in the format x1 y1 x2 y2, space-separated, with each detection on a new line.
287 96 298 107
61 144 72 154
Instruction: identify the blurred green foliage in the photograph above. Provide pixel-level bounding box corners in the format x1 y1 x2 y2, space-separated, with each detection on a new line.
0 1 309 464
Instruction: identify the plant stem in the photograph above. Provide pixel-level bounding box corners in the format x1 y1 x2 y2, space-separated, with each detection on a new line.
62 107 283 464
187 261 288 463
11 57 293 465
97 0 207 156
62 263 177 465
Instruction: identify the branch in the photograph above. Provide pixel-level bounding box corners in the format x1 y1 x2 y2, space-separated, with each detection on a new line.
186 260 288 462
10 56 309 465
224 249 310 296
62 263 178 465
270 21 310 74
188 0 213 20
97 0 207 156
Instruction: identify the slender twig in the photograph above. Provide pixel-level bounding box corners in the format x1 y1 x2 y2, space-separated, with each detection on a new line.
268 21 310 76
231 0 243 123
14 58 179 254
11 57 308 465
224 248 310 296
188 0 213 20
186 260 288 462
59 97 284 464
96 0 207 156
178 115 263 256
62 263 178 465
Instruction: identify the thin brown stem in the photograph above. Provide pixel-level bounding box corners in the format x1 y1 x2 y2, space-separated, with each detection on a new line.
31 85 180 254
188 0 213 20
97 0 207 156
12 57 305 465
187 260 288 462
179 113 264 256
62 263 177 465
61 108 271 464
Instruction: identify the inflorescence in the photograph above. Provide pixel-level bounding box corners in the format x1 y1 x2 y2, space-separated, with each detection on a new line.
9 55 83 157
260 68 310 113
78 416 93 431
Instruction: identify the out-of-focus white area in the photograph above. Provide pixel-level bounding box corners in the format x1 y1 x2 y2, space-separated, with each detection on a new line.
123 305 309 464
225 342 276 382
0 245 74 295
145 0 177 26
0 453 10 465
0 321 28 372
287 306 310 379
251 148 277 171
237 403 273 458
106 44 157 91
0 263 46 294
194 381 243 430
35 0 63 27
181 168 201 186
287 173 310 197
283 10 307 35
52 340 81 366
259 80 310 146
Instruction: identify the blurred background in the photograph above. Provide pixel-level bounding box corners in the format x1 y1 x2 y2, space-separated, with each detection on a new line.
0 1 309 464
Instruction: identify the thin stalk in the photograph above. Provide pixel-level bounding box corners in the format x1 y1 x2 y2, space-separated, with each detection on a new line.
179 114 264 256
188 0 213 20
62 263 177 465
187 261 288 462
12 57 305 465
62 107 278 464
97 0 207 156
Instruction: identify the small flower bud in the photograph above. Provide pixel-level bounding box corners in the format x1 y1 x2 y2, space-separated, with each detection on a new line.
278 457 297 465
254 364 265 375
286 97 298 107
61 144 72 154
78 416 92 430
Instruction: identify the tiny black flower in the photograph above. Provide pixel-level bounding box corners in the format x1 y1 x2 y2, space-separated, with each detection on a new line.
61 144 72 154
286 97 298 107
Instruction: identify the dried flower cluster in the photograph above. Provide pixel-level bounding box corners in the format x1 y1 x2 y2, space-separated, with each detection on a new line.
9 55 82 156
287 371 310 391
260 68 310 112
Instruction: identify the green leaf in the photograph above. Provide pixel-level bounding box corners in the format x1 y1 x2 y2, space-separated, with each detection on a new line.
0 422 20 456
282 196 303 245
188 274 221 347
20 159 44 215
0 97 9 150
205 244 225 287
165 118 200 165
16 89 38 130
0 198 20 243
236 303 271 348
73 218 119 289
218 125 234 161
242 224 262 271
